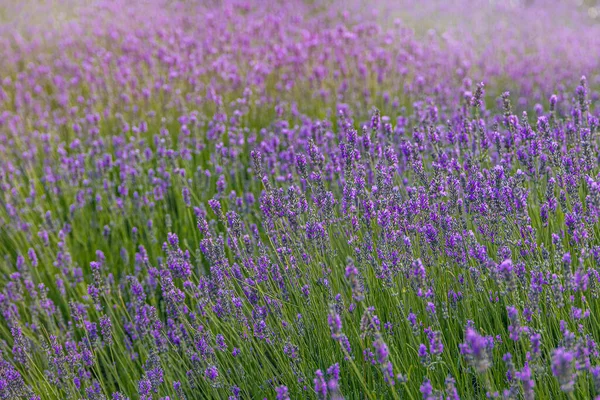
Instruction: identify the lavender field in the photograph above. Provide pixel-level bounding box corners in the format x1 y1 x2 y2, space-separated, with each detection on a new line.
3 0 600 398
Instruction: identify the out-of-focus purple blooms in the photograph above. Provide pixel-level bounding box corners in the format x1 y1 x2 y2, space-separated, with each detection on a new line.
138 378 152 398
445 376 460 400
551 347 575 393
530 333 542 358
314 369 327 400
328 306 343 339
460 327 493 373
418 343 430 366
506 306 521 341
275 385 290 400
345 260 364 302
182 187 191 207
326 363 343 399
204 365 219 381
420 377 443 400
516 363 535 400
27 249 37 268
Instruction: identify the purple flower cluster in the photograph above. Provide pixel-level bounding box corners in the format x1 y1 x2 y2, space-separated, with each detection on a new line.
1 0 600 399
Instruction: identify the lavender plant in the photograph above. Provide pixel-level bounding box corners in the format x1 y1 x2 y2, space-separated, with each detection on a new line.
2 0 600 399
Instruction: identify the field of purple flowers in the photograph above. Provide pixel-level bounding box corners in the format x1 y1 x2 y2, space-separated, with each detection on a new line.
2 0 600 399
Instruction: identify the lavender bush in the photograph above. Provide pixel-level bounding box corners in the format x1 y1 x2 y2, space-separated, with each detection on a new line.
2 0 600 399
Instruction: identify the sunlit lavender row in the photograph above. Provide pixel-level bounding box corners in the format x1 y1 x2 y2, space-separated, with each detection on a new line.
2 1 600 399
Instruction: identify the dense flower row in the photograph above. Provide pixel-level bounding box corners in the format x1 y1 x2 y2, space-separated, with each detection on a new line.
2 0 600 399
